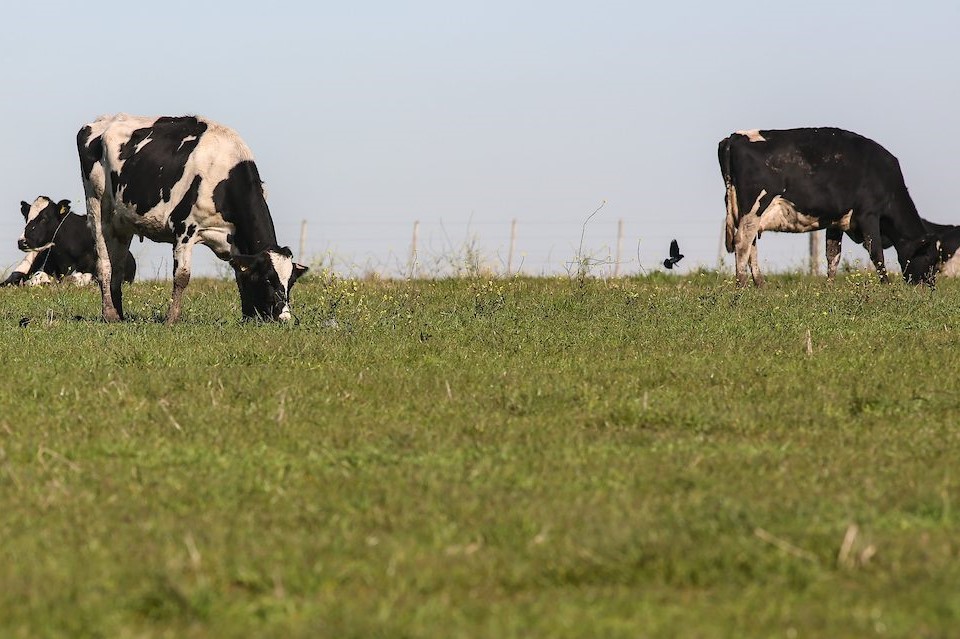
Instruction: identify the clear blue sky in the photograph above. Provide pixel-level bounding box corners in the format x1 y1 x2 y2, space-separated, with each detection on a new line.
2 1 958 277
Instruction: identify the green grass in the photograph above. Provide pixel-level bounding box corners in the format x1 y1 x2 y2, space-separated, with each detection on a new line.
1 271 959 638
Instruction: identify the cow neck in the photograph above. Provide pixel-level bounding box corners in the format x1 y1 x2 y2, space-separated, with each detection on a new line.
234 198 278 254
886 196 928 248
214 160 279 255
39 211 76 251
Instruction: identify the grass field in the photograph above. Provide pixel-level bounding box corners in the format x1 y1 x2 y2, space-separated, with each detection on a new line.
1 271 959 638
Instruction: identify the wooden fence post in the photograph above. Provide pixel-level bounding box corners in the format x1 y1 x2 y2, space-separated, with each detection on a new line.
809 231 821 276
614 218 624 277
718 217 727 271
507 219 517 274
298 219 307 262
409 220 419 279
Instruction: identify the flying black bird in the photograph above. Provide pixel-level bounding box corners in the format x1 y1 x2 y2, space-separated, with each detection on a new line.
663 239 684 269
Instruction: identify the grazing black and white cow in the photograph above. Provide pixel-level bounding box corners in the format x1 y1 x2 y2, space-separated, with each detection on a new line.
719 128 940 287
77 114 308 323
3 196 135 287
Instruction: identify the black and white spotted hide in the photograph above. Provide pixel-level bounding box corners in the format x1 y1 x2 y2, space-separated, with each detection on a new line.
77 114 307 323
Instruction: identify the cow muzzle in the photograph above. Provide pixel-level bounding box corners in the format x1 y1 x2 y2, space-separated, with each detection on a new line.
18 238 53 252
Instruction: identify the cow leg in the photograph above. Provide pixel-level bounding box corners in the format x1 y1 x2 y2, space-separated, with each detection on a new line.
859 217 889 283
106 231 134 320
2 251 40 286
734 216 762 287
85 195 125 322
748 239 765 287
825 228 843 281
166 240 196 324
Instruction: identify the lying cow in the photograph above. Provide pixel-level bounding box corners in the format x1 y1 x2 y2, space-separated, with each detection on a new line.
719 128 940 287
77 114 308 323
3 196 135 287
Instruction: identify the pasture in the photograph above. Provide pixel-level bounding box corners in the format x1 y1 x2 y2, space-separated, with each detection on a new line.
1 272 959 638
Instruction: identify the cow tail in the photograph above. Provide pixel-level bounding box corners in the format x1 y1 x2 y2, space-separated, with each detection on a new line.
718 136 737 253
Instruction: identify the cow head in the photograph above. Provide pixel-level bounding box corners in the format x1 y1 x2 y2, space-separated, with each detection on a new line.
899 235 940 287
18 196 71 251
230 246 309 321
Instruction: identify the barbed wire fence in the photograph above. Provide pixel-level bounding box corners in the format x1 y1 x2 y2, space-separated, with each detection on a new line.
1 197 838 281
283 217 831 281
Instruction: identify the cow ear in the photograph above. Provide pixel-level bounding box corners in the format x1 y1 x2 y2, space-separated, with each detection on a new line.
20 201 29 218
57 200 71 217
291 263 309 282
229 254 260 273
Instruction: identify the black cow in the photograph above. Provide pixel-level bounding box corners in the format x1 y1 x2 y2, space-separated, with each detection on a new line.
719 128 940 287
77 114 308 323
3 196 135 287
809 217 959 282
